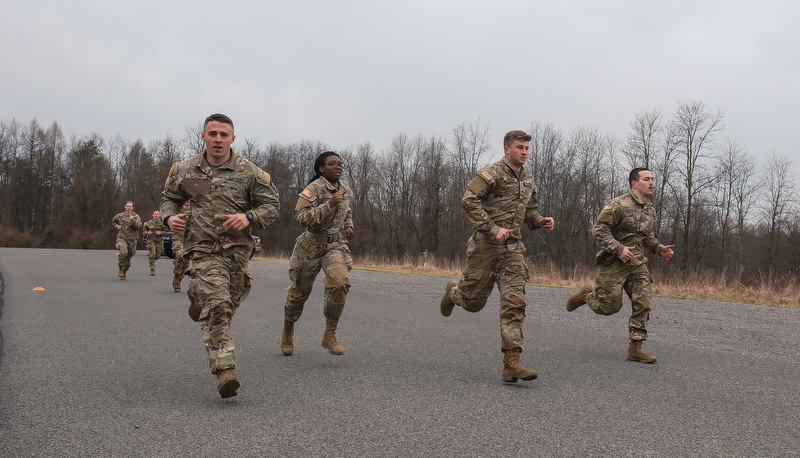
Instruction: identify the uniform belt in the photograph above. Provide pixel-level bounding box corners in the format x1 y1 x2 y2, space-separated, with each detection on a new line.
306 231 341 244
474 230 517 245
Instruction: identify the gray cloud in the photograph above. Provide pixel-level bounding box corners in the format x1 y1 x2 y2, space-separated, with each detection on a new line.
2 0 798 170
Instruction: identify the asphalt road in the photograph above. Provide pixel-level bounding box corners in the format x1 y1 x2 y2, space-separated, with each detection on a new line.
1 247 799 457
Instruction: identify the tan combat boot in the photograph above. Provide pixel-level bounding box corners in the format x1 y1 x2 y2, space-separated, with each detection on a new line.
216 369 240 399
502 349 538 382
440 281 458 317
321 318 344 355
118 267 125 280
121 269 127 280
150 268 155 276
627 340 657 363
187 290 201 322
172 274 182 292
566 286 593 311
281 319 295 356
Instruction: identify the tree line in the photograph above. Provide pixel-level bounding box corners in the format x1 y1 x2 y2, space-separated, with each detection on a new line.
1 100 798 285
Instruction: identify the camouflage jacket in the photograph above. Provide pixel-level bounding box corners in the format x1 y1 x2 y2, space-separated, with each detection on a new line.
111 211 142 240
143 218 168 243
296 177 353 236
461 157 544 241
160 149 280 254
593 190 665 266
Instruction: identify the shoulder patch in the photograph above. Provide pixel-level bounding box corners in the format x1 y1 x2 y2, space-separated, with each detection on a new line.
300 188 315 201
256 169 271 184
479 170 495 183
168 163 177 177
603 203 613 211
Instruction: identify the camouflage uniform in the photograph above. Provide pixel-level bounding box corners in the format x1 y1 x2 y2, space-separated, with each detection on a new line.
111 211 142 271
143 217 167 269
285 176 354 322
445 157 546 353
584 190 666 341
171 231 190 277
160 149 280 374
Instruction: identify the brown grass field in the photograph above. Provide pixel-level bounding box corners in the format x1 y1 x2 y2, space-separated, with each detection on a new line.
258 254 800 309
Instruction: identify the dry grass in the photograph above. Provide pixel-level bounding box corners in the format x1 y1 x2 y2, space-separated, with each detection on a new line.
257 253 800 309
0 227 41 248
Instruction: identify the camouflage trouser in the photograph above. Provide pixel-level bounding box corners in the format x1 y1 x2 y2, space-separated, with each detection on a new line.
285 234 352 322
172 237 190 276
450 236 529 353
188 248 252 374
116 237 137 270
146 239 163 268
585 259 652 340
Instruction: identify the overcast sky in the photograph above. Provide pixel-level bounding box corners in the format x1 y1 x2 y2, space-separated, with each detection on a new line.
2 1 798 170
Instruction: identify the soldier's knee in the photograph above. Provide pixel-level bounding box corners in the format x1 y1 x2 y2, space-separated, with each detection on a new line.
593 290 623 315
460 296 486 313
325 268 350 292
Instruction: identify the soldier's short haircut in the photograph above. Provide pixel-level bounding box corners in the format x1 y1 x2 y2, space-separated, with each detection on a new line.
126 201 134 207
204 113 234 132
629 167 650 187
503 130 532 147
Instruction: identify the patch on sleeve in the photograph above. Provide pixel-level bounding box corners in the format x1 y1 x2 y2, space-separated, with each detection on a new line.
168 163 177 177
300 188 315 201
256 169 271 185
597 201 615 221
478 170 495 183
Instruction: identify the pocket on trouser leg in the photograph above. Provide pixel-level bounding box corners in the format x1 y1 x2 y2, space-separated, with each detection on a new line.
230 270 252 308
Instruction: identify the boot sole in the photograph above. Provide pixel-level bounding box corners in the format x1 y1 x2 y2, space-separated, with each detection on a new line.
321 342 344 355
566 287 593 311
218 378 240 399
440 281 458 316
188 303 201 322
281 346 293 356
503 374 538 383
627 357 657 364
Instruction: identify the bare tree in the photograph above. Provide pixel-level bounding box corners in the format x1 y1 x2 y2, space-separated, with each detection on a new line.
758 153 797 271
416 135 448 255
183 122 205 156
622 109 662 169
448 120 491 187
341 142 379 253
671 101 724 271
622 108 679 246
712 139 756 269
153 135 185 172
238 138 260 162
63 138 119 246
